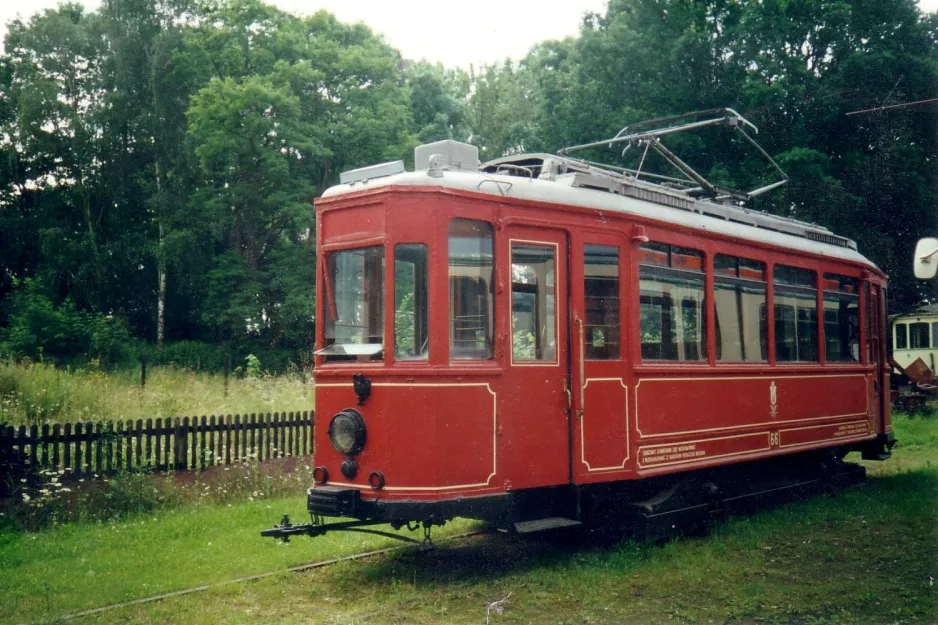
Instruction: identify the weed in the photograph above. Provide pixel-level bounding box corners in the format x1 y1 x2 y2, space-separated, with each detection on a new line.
3 467 182 531
2 454 321 532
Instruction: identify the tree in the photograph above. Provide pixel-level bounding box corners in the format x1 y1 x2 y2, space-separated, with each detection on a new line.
520 0 938 310
405 62 471 145
183 1 413 351
2 0 933 367
187 72 317 344
2 5 112 312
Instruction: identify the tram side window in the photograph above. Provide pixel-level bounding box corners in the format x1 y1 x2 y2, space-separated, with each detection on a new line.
773 265 818 362
895 324 908 349
511 243 557 362
638 242 707 361
933 322 938 348
909 322 930 349
714 255 767 362
394 244 429 360
822 273 860 362
584 244 620 360
449 219 495 360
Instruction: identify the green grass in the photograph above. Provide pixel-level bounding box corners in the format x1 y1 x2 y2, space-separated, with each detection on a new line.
0 492 477 623
71 466 936 625
1 413 935 624
863 409 938 478
0 360 313 425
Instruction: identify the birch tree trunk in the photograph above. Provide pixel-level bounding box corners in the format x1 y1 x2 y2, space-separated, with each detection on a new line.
156 159 166 348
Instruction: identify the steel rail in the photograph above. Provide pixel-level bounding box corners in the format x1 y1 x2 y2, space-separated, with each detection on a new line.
28 529 492 625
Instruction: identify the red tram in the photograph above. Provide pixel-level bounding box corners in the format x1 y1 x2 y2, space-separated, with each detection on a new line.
264 110 893 543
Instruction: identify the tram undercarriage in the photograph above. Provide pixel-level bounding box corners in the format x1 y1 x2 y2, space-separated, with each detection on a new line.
262 447 869 545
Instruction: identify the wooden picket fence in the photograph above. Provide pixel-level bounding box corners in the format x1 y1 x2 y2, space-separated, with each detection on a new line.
0 411 314 492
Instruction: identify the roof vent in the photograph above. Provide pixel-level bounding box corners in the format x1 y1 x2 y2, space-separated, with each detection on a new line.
415 140 480 173
339 160 405 185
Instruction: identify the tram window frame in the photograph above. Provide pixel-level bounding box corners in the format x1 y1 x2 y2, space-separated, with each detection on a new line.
822 273 860 363
773 265 818 362
864 282 872 363
321 246 386 362
895 323 908 350
448 219 495 360
909 322 930 349
393 243 429 361
638 242 708 362
713 254 768 363
510 242 558 363
584 244 620 360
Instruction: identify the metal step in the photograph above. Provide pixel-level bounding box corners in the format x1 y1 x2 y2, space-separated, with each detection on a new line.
512 517 583 534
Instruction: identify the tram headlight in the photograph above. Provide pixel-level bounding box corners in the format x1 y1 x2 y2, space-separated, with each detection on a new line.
328 409 366 455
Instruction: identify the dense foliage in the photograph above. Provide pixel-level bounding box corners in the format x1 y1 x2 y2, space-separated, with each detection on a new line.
0 0 935 368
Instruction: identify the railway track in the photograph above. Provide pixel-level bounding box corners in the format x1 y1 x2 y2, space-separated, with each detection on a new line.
31 529 492 625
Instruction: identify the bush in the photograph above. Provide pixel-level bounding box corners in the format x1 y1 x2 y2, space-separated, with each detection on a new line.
138 343 302 375
244 354 262 378
0 279 137 368
0 279 93 362
89 316 135 367
239 346 304 374
142 341 226 371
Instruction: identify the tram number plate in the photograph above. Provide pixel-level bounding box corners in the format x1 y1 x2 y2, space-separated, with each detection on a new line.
639 443 707 465
833 422 868 438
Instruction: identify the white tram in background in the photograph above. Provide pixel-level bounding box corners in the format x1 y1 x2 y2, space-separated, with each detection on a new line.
892 238 938 411
891 303 938 372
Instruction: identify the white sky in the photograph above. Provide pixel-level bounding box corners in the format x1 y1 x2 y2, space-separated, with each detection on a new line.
0 0 937 68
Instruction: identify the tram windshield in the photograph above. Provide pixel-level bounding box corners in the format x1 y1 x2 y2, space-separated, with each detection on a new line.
319 246 385 360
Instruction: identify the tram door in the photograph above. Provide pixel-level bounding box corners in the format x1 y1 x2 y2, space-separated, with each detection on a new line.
571 234 631 484
500 226 571 489
869 284 888 432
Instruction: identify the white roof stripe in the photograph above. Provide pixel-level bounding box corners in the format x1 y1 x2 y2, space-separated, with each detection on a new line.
321 170 878 270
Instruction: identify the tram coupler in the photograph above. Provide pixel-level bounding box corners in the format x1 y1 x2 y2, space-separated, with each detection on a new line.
261 514 439 549
261 514 327 543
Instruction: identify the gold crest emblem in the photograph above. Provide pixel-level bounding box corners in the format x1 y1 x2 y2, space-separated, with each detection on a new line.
769 381 778 418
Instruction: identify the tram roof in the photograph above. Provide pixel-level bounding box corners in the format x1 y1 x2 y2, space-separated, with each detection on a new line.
893 303 938 321
322 146 878 272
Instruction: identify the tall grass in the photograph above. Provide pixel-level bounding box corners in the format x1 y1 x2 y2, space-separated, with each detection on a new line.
891 409 938 446
0 360 314 425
